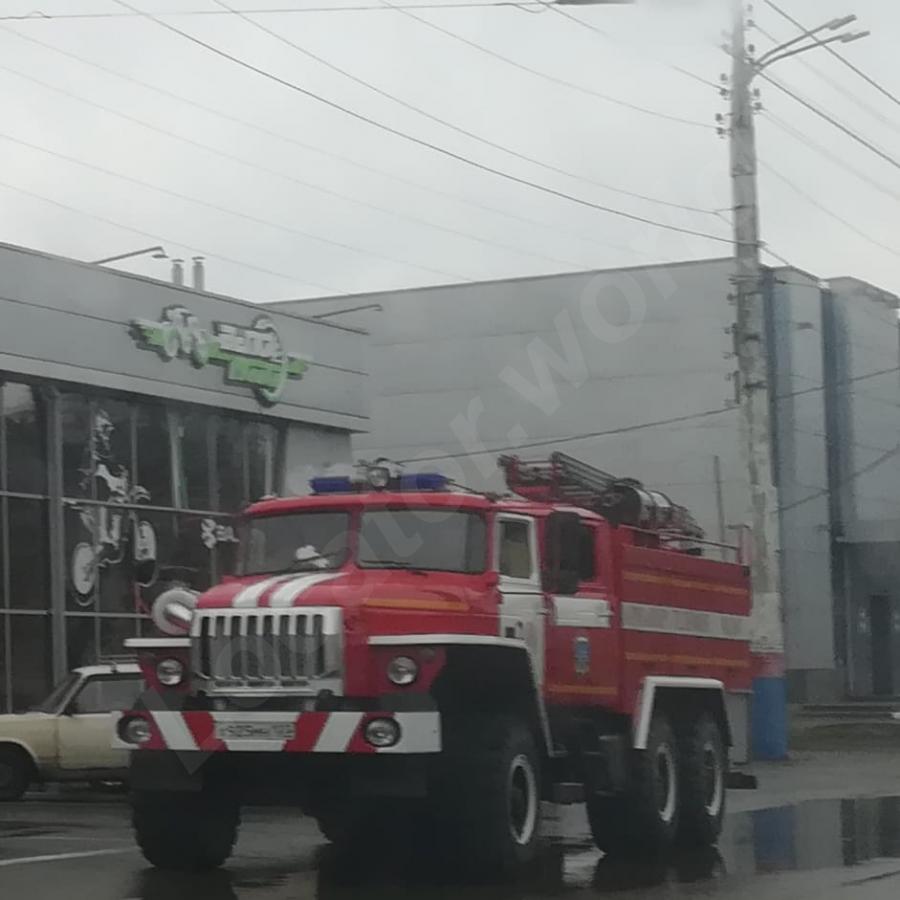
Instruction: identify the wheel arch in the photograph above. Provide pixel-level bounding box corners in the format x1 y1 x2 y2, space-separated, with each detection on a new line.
632 676 731 749
0 740 40 778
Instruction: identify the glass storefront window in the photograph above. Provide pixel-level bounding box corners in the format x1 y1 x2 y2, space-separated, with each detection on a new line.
177 412 212 511
216 417 245 512
3 383 46 495
9 614 51 711
136 404 172 507
61 393 92 498
0 615 7 713
247 421 275 503
66 615 97 672
99 617 140 659
7 499 48 611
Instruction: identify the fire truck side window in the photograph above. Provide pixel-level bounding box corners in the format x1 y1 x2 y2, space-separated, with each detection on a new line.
578 524 596 582
498 519 533 579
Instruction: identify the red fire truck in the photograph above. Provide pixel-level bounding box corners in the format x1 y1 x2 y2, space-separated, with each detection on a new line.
117 453 751 875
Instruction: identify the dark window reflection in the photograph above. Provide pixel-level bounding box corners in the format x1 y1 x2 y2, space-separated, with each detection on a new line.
216 417 245 512
9 614 51 711
66 615 97 670
178 412 212 510
65 504 98 611
247 422 273 503
4 383 46 495
7 499 48 610
0 615 7 713
61 393 92 498
99 617 139 660
171 514 214 593
136 404 171 507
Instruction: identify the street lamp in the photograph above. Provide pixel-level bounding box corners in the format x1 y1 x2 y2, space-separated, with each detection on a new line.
90 245 168 266
755 16 869 70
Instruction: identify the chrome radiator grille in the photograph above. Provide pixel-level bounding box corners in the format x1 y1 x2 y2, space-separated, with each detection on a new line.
190 608 343 694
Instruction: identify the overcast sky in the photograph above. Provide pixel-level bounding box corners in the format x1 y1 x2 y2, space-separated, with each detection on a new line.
0 0 897 301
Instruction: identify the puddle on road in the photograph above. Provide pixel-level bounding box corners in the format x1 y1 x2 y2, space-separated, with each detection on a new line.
125 795 900 900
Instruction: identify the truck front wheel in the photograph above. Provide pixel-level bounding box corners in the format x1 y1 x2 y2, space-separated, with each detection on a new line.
676 714 726 846
132 789 240 871
437 716 542 877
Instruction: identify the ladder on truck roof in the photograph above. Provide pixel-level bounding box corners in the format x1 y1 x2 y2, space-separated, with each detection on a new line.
498 451 704 541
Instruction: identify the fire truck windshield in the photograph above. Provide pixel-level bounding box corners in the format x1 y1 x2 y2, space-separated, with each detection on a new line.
358 509 486 574
240 511 350 576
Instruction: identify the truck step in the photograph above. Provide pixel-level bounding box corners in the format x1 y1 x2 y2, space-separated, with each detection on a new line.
551 782 585 805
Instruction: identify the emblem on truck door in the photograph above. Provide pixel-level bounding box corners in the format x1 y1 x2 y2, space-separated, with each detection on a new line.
573 636 591 675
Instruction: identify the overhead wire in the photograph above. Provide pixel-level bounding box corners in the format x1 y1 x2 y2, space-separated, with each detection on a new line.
0 63 598 274
760 160 900 262
376 0 713 131
0 131 470 283
213 0 717 216
0 179 340 294
0 24 649 266
759 72 900 174
764 0 900 111
112 1 738 247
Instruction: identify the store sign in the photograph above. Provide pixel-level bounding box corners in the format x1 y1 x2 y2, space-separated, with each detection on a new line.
130 305 311 405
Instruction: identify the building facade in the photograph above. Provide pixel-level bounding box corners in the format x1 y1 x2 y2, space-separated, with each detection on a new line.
274 259 899 702
0 243 366 711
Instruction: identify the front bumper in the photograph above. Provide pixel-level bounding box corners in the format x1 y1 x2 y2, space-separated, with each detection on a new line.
119 710 441 754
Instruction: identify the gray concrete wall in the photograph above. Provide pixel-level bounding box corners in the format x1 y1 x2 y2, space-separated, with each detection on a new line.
0 242 368 432
769 270 835 699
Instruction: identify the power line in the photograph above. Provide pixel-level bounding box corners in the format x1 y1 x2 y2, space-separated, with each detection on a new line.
764 0 900 111
541 0 719 91
778 443 900 514
0 63 596 274
0 25 650 265
0 131 469 283
376 0 713 131
763 111 900 206
760 72 900 174
114 1 737 247
402 361 900 464
760 159 900 261
214 0 716 216
0 3 552 21
0 179 338 294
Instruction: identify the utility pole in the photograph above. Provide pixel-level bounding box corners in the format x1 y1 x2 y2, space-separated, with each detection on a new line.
729 0 786 760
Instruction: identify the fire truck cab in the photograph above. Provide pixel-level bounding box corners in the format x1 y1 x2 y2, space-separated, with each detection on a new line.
118 454 751 876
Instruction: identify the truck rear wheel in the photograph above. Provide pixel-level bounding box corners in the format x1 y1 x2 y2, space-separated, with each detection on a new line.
676 714 726 846
586 714 679 857
132 789 240 871
436 715 542 877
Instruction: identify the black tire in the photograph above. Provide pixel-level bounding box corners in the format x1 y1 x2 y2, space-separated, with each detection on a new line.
0 746 32 801
676 714 726 846
132 789 240 871
586 714 679 857
435 715 542 878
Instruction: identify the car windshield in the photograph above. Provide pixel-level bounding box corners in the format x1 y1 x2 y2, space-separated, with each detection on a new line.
30 672 80 714
240 511 350 576
358 509 486 573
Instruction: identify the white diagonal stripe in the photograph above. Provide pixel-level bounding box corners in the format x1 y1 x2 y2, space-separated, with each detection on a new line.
152 711 198 751
268 572 339 608
232 575 293 608
313 712 363 752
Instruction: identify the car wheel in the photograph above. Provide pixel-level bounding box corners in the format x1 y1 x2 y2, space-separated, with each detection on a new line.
0 746 32 801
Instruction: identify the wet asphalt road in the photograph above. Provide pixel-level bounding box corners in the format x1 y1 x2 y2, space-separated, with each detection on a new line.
2 792 900 900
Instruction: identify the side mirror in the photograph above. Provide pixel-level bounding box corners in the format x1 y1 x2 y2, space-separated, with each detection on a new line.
543 511 581 596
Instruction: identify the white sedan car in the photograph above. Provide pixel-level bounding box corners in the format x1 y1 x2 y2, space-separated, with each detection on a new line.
0 663 143 800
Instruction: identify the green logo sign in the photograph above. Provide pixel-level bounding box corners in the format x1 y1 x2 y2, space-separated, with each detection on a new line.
130 306 310 405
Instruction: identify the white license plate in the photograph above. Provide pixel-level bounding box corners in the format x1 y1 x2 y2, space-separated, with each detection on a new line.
215 721 295 741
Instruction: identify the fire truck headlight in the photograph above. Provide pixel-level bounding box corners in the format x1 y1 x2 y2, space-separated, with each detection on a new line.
364 718 401 748
120 716 152 745
387 655 418 686
156 658 185 687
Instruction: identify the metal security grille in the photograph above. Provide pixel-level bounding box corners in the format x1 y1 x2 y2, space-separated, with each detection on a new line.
191 608 343 694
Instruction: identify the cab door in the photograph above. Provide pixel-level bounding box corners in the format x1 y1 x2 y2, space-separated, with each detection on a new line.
544 519 620 705
495 514 545 684
56 675 142 772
